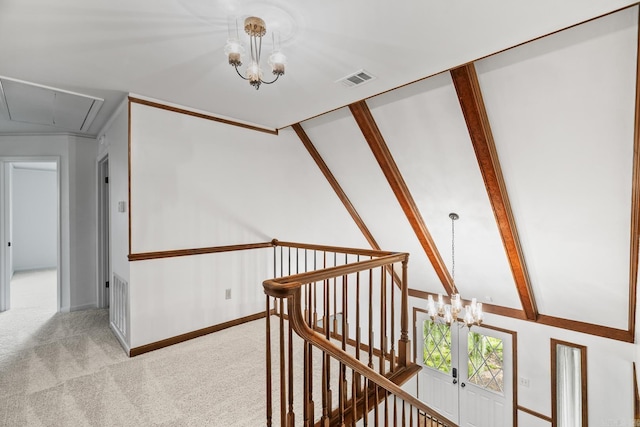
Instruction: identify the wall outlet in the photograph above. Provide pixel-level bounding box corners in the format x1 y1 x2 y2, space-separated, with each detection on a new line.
519 377 530 388
225 289 231 300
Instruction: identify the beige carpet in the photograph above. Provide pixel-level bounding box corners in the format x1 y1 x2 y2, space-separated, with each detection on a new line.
0 270 277 426
0 271 399 426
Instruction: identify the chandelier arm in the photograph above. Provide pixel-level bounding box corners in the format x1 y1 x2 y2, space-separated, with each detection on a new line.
234 65 250 81
259 74 281 85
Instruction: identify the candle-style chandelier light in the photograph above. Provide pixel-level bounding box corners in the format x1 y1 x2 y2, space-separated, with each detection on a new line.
426 213 483 327
224 16 286 90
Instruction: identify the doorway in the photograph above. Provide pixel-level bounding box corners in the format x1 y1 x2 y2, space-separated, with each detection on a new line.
97 155 109 309
417 312 514 427
0 158 60 312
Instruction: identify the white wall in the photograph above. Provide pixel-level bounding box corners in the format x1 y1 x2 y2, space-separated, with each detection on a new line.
127 101 369 348
11 167 57 272
0 135 97 311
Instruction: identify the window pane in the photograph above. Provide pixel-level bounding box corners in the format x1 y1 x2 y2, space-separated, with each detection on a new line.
557 344 582 427
423 320 452 373
467 332 504 394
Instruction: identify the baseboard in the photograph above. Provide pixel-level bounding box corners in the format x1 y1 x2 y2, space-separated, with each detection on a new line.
14 266 57 273
129 309 276 357
70 303 97 312
110 322 130 355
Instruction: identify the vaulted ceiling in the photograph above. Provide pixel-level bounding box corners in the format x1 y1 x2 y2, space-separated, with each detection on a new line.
0 1 638 340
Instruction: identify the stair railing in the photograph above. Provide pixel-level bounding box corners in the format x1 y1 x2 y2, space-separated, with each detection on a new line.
264 240 457 427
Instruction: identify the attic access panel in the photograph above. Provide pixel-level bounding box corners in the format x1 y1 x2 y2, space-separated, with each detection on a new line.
0 76 103 132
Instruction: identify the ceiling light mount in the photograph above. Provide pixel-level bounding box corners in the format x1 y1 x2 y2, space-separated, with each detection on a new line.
225 16 286 90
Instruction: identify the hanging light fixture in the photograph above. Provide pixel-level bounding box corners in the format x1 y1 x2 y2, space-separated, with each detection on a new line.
225 16 286 90
426 213 483 327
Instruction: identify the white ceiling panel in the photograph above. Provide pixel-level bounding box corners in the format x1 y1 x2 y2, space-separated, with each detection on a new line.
0 0 635 134
0 77 103 132
301 108 444 293
475 7 637 329
367 73 522 309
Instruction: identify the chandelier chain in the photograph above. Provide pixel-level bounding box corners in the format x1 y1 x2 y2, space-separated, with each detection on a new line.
451 214 456 283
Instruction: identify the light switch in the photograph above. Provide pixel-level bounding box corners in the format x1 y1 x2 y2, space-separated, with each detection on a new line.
118 201 126 213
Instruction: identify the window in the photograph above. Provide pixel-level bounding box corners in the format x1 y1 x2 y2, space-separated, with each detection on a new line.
551 339 587 427
467 331 504 394
423 320 452 374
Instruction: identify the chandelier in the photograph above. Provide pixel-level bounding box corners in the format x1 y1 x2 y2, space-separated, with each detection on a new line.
224 16 287 90
426 213 483 327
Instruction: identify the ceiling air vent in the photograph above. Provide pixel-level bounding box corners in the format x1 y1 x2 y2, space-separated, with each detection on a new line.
337 69 376 88
0 76 103 132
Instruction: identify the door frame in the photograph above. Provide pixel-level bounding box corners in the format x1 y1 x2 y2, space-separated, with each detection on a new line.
414 307 518 426
0 156 61 312
97 153 110 309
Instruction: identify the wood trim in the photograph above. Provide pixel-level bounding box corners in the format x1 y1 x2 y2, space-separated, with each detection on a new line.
128 96 278 135
129 309 274 357
272 239 395 257
128 241 274 261
409 288 528 320
630 4 640 343
349 100 455 295
634 362 640 421
127 99 132 255
410 289 634 342
537 314 633 343
550 339 588 427
450 63 538 321
518 406 552 423
292 123 382 250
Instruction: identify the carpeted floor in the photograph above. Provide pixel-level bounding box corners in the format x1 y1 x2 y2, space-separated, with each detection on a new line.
0 270 275 426
0 271 404 426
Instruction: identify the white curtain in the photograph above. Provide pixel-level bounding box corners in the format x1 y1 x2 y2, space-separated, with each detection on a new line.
557 344 582 427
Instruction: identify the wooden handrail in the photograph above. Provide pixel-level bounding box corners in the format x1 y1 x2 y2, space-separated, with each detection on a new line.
265 253 408 291
272 239 396 257
273 239 407 291
268 285 458 427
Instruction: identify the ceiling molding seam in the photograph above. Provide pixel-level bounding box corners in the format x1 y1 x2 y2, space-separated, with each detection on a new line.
348 101 456 296
128 96 278 135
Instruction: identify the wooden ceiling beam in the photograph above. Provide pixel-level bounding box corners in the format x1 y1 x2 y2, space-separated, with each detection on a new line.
348 101 456 296
628 6 640 338
450 63 538 321
292 123 405 289
292 123 382 251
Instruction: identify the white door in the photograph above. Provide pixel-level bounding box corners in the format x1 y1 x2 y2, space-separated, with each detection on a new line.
417 313 460 424
98 156 110 308
0 162 10 311
418 315 513 426
459 326 513 427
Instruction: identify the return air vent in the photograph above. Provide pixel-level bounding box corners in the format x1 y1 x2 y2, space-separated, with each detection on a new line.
0 76 103 132
337 69 376 88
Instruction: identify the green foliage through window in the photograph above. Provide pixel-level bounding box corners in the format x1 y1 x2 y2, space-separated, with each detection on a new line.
467 332 504 393
423 320 452 374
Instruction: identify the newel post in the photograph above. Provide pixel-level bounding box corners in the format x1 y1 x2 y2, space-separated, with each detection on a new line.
398 256 411 367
